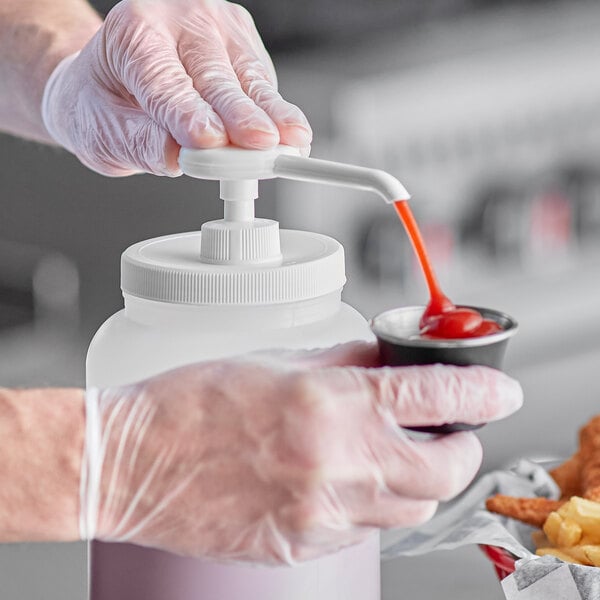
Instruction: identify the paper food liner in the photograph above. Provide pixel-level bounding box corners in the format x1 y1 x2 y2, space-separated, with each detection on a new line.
380 459 600 599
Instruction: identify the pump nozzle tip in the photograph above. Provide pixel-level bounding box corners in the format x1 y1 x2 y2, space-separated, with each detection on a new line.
370 169 411 203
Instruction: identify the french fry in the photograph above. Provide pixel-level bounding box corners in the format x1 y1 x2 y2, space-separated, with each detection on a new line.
543 511 562 546
557 518 582 547
582 545 600 567
563 497 600 542
554 544 593 565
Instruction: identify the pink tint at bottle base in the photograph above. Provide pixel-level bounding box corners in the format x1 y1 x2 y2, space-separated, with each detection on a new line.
90 536 380 600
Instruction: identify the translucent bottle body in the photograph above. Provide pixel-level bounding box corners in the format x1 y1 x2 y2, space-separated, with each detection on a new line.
87 291 380 600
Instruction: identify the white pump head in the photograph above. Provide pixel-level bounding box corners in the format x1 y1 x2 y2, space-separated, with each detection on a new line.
179 145 411 203
178 145 410 267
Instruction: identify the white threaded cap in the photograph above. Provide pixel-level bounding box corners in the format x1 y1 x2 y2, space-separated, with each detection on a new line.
200 218 282 265
121 230 346 305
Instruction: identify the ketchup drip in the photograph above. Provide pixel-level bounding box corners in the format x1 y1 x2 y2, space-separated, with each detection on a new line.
393 200 501 339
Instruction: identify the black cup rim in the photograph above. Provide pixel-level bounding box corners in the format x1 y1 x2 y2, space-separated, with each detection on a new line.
370 305 518 349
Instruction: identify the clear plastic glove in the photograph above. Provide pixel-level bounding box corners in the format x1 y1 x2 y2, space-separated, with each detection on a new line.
81 342 523 565
41 0 311 177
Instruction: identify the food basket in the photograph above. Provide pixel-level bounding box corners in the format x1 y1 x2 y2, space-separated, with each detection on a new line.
479 459 558 581
382 413 600 599
381 459 586 599
479 544 518 580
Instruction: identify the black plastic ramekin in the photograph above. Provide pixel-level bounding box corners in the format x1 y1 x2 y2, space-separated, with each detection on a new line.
370 305 518 434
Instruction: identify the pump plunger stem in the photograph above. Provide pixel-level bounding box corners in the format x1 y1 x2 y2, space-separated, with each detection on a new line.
220 180 258 222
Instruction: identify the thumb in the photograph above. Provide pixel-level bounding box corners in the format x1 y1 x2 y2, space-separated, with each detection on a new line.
77 109 181 177
42 51 181 177
369 365 523 427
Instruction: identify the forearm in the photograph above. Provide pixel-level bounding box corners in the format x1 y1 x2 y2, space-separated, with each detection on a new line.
0 0 102 143
0 387 84 542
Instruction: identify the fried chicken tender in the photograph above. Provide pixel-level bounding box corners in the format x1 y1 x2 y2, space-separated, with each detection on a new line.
486 416 600 531
578 416 600 502
485 415 600 567
485 495 565 528
550 454 582 499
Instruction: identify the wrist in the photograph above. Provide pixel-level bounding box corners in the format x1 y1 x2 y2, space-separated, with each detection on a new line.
0 387 85 542
89 384 170 543
40 52 81 150
36 21 101 144
0 1 102 143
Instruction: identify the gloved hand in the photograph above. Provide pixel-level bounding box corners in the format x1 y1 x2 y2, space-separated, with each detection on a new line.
41 0 311 177
80 341 522 565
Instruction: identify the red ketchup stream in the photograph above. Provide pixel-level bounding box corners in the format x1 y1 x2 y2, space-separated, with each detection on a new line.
393 200 502 339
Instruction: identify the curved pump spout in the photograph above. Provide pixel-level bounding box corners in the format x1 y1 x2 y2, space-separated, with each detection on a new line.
273 154 410 203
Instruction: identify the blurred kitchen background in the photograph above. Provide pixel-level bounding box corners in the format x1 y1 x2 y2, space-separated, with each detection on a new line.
2 0 600 598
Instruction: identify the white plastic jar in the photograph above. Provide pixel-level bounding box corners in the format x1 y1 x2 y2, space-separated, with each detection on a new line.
86 226 380 600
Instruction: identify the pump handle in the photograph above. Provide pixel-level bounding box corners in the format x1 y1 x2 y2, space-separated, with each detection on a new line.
178 146 410 203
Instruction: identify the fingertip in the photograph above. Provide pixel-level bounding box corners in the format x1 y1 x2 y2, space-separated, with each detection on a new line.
186 131 229 149
449 431 483 469
409 499 439 527
269 103 312 148
489 371 524 421
456 432 483 489
466 365 523 422
373 363 523 430
174 111 229 150
134 120 185 177
437 432 482 499
229 126 280 149
163 137 183 177
503 372 524 406
142 131 182 177
279 124 313 148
